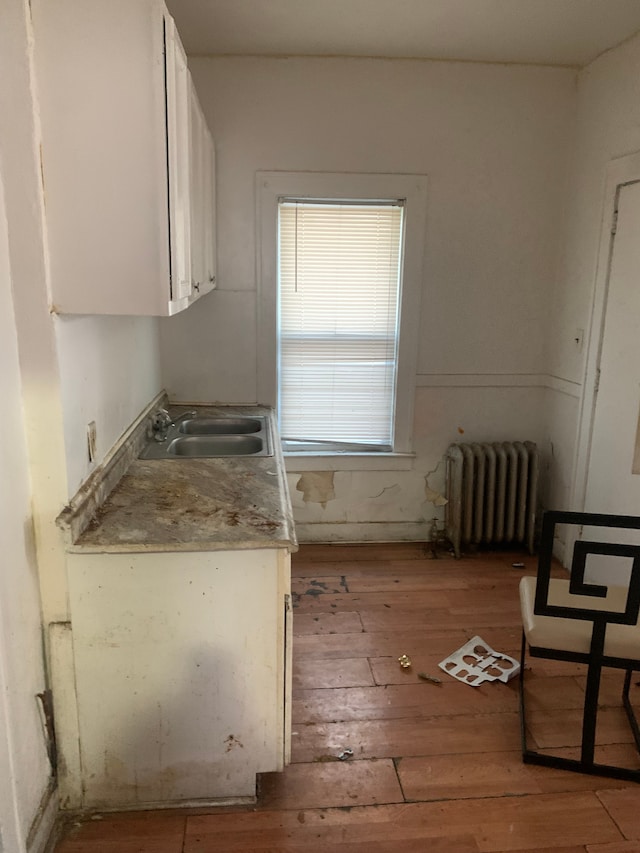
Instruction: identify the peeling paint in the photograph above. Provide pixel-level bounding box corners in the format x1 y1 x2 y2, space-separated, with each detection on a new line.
424 477 448 507
296 472 335 508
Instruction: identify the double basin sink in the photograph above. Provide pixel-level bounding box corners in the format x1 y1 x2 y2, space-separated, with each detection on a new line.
140 415 273 459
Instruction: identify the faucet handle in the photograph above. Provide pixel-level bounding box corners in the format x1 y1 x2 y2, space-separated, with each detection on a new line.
150 408 172 441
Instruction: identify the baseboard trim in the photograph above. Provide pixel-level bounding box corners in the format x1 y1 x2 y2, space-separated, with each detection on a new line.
27 779 58 853
294 521 430 543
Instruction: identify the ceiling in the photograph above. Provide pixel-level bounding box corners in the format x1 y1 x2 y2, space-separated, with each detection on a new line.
166 0 640 68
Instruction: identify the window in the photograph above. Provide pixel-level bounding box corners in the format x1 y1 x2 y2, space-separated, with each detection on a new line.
257 172 427 458
278 199 404 452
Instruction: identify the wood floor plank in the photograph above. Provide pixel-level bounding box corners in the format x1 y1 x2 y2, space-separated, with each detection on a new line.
527 707 634 750
292 589 454 612
185 834 482 852
526 658 589 677
359 606 521 633
55 813 186 853
522 675 589 711
534 743 640 773
292 681 519 724
347 574 470 593
292 658 374 691
397 751 630 801
596 788 640 840
257 759 403 810
293 627 469 660
292 575 350 597
293 543 430 562
183 793 621 851
573 672 637 708
290 713 522 763
293 611 364 636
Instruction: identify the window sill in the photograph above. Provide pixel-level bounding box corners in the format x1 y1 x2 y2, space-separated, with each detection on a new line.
283 452 415 472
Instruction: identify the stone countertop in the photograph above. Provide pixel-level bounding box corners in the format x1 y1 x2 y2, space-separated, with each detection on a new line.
63 405 297 554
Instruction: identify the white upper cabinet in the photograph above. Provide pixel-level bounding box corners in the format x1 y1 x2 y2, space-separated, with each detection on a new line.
32 0 216 316
165 16 193 309
189 81 218 301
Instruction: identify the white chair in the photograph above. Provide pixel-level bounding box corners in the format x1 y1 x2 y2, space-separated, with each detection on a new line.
519 510 640 781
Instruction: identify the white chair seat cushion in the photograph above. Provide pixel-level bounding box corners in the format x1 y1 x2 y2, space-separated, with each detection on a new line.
520 576 640 659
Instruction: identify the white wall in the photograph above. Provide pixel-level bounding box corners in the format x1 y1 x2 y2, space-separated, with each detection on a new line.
0 137 51 853
547 30 640 521
160 57 576 539
55 315 161 494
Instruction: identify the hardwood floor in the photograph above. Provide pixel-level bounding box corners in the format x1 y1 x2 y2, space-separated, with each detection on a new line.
54 543 640 852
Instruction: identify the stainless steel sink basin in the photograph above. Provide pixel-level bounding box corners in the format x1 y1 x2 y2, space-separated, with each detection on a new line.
139 413 272 458
178 416 263 435
167 435 264 457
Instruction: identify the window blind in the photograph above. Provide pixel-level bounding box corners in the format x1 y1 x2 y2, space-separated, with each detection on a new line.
278 200 404 450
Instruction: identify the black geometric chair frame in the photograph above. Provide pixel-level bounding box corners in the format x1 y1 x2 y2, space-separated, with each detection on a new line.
520 510 640 782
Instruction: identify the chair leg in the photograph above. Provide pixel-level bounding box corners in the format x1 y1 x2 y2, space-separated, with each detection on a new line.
623 668 640 753
520 636 640 782
519 630 528 757
581 658 602 767
579 619 608 768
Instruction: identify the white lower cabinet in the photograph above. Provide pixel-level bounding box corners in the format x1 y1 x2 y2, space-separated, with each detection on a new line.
66 548 291 809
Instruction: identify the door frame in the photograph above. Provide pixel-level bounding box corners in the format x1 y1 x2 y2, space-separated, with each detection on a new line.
571 151 640 523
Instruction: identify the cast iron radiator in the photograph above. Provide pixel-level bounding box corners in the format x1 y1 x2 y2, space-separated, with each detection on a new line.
445 441 539 558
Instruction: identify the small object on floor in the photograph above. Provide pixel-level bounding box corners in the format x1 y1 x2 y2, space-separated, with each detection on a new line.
438 635 520 687
398 654 412 669
337 748 354 760
512 561 525 568
417 672 442 685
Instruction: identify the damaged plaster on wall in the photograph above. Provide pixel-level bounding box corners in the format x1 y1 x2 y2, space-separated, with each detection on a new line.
424 456 448 508
296 471 336 508
424 479 448 507
296 469 448 514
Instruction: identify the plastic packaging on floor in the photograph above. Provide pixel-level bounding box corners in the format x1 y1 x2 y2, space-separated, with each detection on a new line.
438 635 520 687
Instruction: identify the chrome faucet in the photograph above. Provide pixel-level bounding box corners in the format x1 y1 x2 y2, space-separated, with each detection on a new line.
150 408 196 442
171 410 197 426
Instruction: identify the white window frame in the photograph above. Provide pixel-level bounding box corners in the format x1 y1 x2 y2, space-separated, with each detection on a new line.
256 171 427 460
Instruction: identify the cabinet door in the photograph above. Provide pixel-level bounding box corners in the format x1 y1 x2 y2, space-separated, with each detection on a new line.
201 127 218 294
165 15 192 309
188 83 217 300
33 0 180 315
67 549 288 808
189 82 205 296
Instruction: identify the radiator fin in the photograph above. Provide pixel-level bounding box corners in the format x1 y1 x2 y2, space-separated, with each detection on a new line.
445 441 538 558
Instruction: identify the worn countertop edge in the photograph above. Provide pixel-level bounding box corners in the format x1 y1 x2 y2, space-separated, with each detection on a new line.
64 537 297 555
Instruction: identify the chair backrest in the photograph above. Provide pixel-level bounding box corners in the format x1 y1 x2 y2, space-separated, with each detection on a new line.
535 511 640 630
